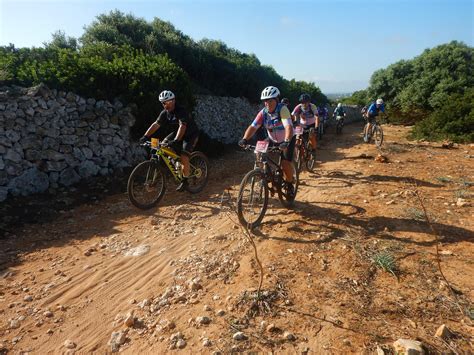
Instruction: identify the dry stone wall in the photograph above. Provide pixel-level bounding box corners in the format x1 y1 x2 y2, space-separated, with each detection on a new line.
193 95 260 144
0 84 143 202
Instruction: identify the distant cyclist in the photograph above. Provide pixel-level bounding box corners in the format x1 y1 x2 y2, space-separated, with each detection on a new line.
317 105 328 122
291 93 319 155
317 105 329 134
333 103 346 121
239 86 296 196
363 98 385 142
140 90 200 192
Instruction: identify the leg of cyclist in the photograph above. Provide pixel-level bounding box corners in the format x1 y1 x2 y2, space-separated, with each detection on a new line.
176 135 198 192
280 136 296 195
363 116 372 142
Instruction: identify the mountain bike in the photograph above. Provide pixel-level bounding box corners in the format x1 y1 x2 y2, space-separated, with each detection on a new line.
293 125 316 172
364 118 384 147
127 139 209 209
335 115 344 134
237 141 299 229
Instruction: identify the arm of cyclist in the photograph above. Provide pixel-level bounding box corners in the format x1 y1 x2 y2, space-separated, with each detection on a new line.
174 122 187 142
140 122 160 143
279 106 293 149
239 110 263 146
239 125 258 147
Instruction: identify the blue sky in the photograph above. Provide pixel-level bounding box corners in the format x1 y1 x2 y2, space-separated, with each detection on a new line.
0 0 472 93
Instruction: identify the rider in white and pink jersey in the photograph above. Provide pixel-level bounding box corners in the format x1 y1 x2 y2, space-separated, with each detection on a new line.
291 93 319 154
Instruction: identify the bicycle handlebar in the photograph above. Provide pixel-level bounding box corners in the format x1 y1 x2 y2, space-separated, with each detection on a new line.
241 144 284 152
140 141 170 148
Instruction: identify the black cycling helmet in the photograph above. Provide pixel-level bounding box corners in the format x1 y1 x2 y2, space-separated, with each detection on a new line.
299 93 310 103
281 98 290 105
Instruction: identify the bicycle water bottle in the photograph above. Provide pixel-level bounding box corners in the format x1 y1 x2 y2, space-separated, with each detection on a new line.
175 161 182 177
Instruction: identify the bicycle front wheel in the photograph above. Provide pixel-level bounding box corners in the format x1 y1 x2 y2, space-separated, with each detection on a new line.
374 125 384 147
237 169 269 229
294 143 304 173
305 140 316 172
127 160 166 209
186 151 209 193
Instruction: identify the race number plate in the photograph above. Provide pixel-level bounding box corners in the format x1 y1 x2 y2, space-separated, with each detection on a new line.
151 138 159 148
294 126 303 135
255 140 269 153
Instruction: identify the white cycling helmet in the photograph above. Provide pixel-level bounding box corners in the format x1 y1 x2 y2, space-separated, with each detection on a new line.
260 86 280 100
376 98 384 105
337 103 342 108
159 90 175 103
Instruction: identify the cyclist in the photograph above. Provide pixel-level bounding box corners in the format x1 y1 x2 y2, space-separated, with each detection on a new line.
333 102 346 121
317 105 328 122
363 98 385 142
140 90 200 192
239 86 296 196
317 104 329 134
291 93 319 155
281 97 290 107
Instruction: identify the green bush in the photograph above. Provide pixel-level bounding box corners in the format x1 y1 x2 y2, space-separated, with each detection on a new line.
79 10 328 105
367 41 473 114
1 43 193 137
411 88 474 143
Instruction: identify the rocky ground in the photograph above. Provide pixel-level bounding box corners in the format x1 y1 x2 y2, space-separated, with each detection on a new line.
0 123 473 354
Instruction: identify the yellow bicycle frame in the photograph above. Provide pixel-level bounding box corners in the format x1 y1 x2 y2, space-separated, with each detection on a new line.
153 146 182 181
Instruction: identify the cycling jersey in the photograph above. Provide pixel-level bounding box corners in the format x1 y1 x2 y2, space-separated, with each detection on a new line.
317 106 328 118
292 103 318 126
155 105 199 140
251 103 292 143
367 102 385 117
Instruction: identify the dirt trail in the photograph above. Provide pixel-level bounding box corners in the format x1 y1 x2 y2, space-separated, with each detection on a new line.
1 122 473 354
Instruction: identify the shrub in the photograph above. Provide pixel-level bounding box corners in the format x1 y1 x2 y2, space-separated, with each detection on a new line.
411 88 474 143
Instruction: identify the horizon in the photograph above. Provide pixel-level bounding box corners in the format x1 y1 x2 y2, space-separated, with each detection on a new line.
1 0 472 93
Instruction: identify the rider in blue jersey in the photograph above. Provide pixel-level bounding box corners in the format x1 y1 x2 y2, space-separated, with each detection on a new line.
363 98 385 142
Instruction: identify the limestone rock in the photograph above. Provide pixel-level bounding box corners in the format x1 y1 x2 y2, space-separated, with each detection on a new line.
64 339 76 349
8 167 49 196
109 330 127 353
393 339 425 355
59 167 80 186
434 324 452 340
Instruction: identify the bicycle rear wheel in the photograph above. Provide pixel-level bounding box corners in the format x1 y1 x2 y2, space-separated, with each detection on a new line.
374 125 384 147
127 160 166 209
185 151 209 193
278 163 299 208
237 169 269 229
